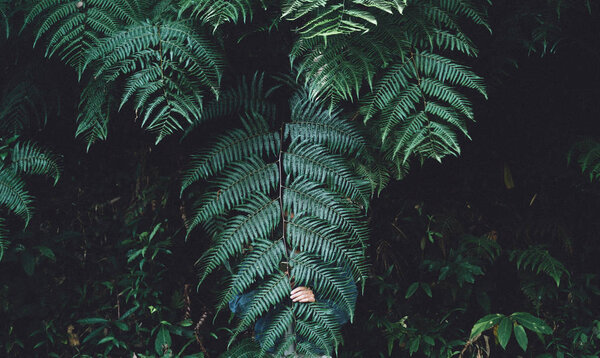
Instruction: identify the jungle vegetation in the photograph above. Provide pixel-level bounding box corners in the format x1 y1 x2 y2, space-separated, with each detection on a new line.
1 0 600 357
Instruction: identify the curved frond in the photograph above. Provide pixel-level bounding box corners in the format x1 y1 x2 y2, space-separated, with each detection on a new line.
188 157 278 227
284 141 371 207
24 0 140 73
0 169 33 225
195 193 280 283
291 252 358 321
287 216 369 282
181 114 279 193
284 178 369 245
76 79 113 150
10 141 61 185
84 19 224 141
287 91 367 155
179 0 254 30
510 247 570 287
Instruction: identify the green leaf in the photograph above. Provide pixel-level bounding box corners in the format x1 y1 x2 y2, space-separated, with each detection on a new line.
113 321 129 331
421 282 432 298
497 317 512 349
77 318 109 325
405 282 419 298
470 314 503 339
155 326 172 355
513 324 528 351
510 312 552 335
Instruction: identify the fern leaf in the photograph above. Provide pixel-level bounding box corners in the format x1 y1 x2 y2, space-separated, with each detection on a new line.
285 142 370 208
10 141 61 185
291 252 358 321
181 114 279 193
76 79 112 150
216 238 287 313
84 19 223 141
232 273 291 343
195 194 280 284
287 216 369 282
179 0 254 30
284 178 369 245
510 247 570 287
0 169 34 225
188 157 278 226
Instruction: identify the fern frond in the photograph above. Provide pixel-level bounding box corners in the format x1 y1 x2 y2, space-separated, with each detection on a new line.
285 142 370 207
232 273 291 343
179 0 254 30
287 91 367 155
195 194 280 284
220 338 261 358
510 247 570 287
76 79 113 150
0 169 33 225
287 216 369 282
291 252 358 321
568 138 600 181
282 0 406 39
259 306 295 353
284 178 369 245
181 114 279 193
10 141 61 185
183 81 369 354
84 19 223 142
0 81 48 133
363 50 485 162
189 157 278 226
24 0 140 73
216 238 287 312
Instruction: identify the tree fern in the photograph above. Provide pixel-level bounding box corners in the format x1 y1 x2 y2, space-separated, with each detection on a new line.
24 0 143 74
182 80 370 355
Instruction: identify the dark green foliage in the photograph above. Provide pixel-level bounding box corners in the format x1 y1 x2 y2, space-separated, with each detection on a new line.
24 0 143 73
568 138 600 181
182 80 370 354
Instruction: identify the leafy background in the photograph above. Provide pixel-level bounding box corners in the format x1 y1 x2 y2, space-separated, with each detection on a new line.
1 0 600 357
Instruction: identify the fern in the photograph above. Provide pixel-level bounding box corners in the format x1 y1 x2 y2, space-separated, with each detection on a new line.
282 0 406 39
24 0 143 74
183 80 370 355
179 0 255 30
0 81 48 133
568 138 600 182
10 141 62 185
289 0 489 165
82 18 224 142
75 79 114 150
510 246 570 287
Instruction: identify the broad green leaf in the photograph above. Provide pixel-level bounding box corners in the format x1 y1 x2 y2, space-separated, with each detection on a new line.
513 324 528 351
155 326 172 355
421 283 432 298
497 317 512 349
470 314 503 339
405 282 419 298
510 312 552 335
